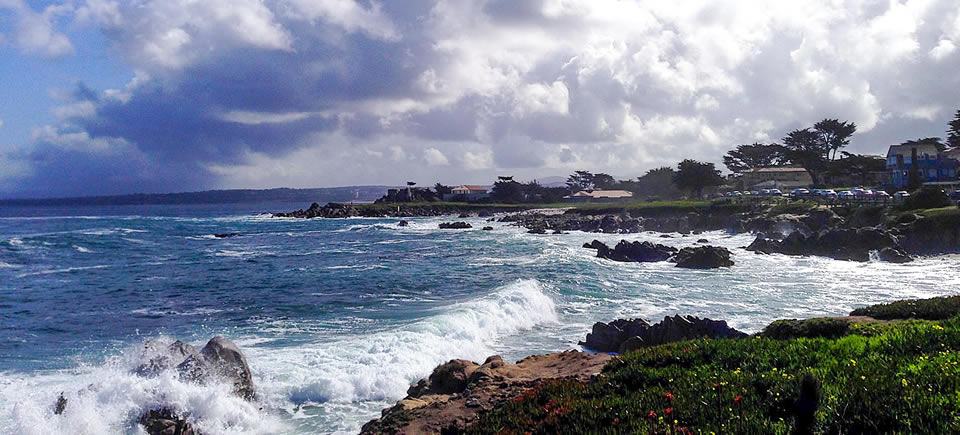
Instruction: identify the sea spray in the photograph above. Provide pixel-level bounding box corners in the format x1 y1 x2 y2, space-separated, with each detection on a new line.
245 279 557 429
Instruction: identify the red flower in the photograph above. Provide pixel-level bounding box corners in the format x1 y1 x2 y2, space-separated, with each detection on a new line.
734 395 743 404
665 407 673 416
613 417 620 425
665 392 675 402
647 411 656 420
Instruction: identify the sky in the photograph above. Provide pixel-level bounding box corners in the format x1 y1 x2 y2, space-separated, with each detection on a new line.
0 0 959 198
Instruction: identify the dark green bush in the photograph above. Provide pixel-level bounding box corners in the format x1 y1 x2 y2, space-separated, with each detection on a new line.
761 318 851 339
851 296 960 320
900 187 951 211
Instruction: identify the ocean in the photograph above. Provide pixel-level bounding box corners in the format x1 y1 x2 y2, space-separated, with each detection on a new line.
1 202 958 434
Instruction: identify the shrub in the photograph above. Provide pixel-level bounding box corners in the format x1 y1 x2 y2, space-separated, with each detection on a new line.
761 318 851 339
900 187 951 211
851 296 960 320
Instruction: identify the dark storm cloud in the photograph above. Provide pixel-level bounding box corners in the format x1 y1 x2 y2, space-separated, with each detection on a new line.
1 0 959 196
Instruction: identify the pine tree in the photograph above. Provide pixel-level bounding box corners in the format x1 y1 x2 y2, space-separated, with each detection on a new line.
948 109 960 148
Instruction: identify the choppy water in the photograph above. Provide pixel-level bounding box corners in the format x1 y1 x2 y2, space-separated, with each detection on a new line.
1 203 958 434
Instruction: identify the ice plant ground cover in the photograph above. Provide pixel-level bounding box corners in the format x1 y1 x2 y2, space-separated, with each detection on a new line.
469 298 960 434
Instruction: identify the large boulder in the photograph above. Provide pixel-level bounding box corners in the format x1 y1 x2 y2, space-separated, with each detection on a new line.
407 359 479 397
176 336 255 400
673 246 734 269
879 247 913 263
747 227 906 263
579 315 747 353
136 340 199 377
592 240 677 263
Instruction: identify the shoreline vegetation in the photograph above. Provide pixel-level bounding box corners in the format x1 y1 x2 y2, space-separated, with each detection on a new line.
362 296 960 434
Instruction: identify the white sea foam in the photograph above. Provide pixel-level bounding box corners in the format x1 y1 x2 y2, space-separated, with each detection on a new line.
73 245 92 253
0 279 556 434
245 279 557 431
15 265 110 278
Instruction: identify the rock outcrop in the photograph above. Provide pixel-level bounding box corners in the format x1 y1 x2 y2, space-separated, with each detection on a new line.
361 351 612 434
579 316 746 353
591 240 677 263
746 227 905 262
439 222 472 229
673 246 734 269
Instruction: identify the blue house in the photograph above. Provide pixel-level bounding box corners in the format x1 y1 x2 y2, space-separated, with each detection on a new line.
886 143 960 187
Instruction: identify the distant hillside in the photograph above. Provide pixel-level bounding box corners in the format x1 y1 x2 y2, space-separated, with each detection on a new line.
0 186 396 207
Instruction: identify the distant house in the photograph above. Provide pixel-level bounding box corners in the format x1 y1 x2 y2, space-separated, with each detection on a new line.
445 185 489 201
886 143 959 188
563 190 634 203
741 167 812 190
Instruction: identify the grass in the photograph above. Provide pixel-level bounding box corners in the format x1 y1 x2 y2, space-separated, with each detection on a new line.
468 301 960 434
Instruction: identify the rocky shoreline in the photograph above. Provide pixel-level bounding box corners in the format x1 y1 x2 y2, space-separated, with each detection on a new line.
363 295 960 433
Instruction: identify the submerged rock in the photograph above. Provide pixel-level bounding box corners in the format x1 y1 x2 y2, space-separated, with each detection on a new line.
481 226 493 231
398 220 409 227
673 246 734 269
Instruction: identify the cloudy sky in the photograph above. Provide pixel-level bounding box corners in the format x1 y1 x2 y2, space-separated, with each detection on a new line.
1 0 959 198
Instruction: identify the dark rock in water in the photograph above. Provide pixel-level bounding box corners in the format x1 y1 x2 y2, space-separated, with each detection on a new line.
458 213 471 218
213 233 239 238
481 226 494 231
659 234 674 238
879 247 913 263
583 240 605 250
136 340 199 377
746 227 903 262
552 229 564 234
139 408 196 435
439 222 472 229
673 246 734 269
478 210 494 218
176 336 255 400
594 240 677 263
579 315 747 353
407 359 479 397
527 227 547 234
54 393 67 415
398 220 409 227
697 238 709 243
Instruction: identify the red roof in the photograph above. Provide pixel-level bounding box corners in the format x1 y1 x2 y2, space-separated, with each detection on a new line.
454 185 488 192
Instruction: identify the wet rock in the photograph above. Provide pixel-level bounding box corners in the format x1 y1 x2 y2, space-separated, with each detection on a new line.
581 240 602 250
527 227 547 234
673 246 734 269
176 336 255 400
136 340 199 377
458 213 471 218
481 226 493 231
879 247 913 263
697 238 709 243
747 227 901 262
139 409 196 435
54 393 67 415
439 222 472 229
213 233 239 238
579 315 747 353
594 240 678 263
397 220 409 227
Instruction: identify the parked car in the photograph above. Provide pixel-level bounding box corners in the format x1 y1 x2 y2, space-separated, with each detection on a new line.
894 191 910 199
875 191 891 199
760 189 771 195
769 189 783 196
791 188 810 198
730 191 743 196
949 190 960 201
819 189 838 198
750 191 760 196
838 190 855 199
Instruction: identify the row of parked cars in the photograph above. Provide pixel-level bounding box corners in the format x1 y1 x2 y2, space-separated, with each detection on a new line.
788 188 908 200
723 189 783 197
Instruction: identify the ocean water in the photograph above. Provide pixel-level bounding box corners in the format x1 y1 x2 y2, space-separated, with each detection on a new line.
1 202 959 434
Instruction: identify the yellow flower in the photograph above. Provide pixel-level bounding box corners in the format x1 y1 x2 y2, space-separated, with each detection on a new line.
861 376 866 380
933 325 944 330
902 379 908 387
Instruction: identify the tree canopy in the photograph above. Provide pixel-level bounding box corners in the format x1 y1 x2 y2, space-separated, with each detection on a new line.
723 143 788 173
673 159 723 199
814 118 857 160
782 128 830 186
592 173 617 190
900 137 946 152
947 109 960 148
566 171 594 191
